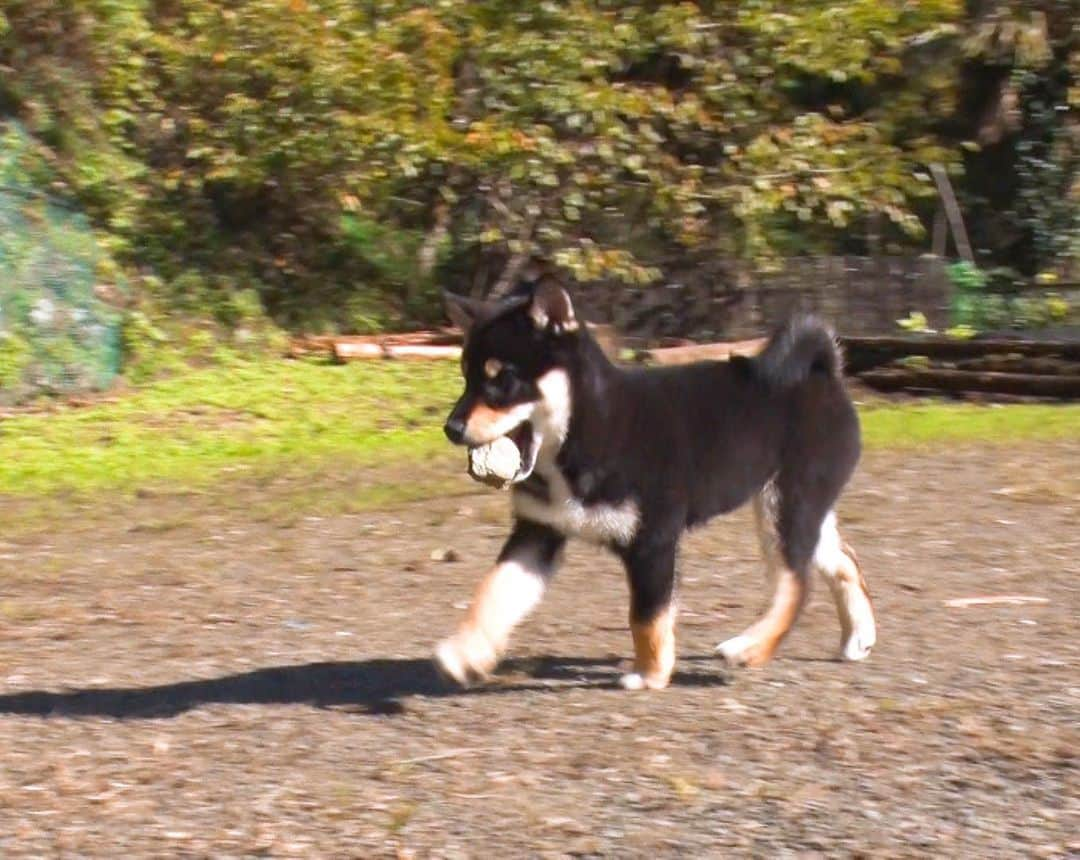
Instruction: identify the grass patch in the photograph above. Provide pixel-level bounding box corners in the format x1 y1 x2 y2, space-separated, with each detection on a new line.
0 358 1077 499
860 401 1080 448
0 358 460 497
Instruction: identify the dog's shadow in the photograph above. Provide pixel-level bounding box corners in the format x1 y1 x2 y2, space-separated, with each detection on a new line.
0 655 727 720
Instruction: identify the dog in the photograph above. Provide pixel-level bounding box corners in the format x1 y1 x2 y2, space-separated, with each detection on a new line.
436 274 876 690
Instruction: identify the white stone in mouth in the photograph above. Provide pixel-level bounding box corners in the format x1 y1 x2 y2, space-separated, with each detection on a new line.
467 422 542 488
467 435 521 487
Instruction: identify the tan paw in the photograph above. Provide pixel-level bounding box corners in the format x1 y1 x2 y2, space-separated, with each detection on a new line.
715 633 777 668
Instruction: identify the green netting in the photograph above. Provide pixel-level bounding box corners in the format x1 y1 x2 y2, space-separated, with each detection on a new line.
0 122 123 404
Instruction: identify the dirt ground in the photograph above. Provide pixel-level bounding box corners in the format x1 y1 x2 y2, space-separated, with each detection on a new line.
0 443 1077 858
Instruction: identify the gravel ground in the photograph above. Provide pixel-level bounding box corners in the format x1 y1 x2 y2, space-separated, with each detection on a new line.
0 443 1077 858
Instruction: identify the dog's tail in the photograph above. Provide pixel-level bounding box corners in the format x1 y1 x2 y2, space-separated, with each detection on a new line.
754 315 842 387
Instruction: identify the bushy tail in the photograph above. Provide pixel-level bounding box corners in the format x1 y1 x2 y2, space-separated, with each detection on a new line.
754 315 842 387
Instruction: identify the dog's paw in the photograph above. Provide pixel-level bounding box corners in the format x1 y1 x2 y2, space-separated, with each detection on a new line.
715 633 774 668
619 671 671 691
838 627 875 662
434 631 497 687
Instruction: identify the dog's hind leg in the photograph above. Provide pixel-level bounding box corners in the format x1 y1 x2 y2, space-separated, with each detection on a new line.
719 375 864 668
434 520 564 686
717 481 809 668
620 540 678 690
813 512 876 661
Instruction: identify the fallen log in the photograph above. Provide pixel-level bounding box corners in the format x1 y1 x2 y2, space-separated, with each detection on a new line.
384 344 462 359
329 324 612 362
954 355 1079 376
643 338 767 365
288 335 338 358
858 367 1080 398
380 329 462 347
294 328 465 360
332 341 461 362
842 335 1080 374
640 334 1080 369
331 341 384 361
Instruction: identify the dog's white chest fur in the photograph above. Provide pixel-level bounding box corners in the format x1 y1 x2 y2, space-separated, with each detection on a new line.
510 367 639 546
512 461 639 546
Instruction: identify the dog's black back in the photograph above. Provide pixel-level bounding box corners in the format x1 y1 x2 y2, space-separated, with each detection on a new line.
548 317 858 562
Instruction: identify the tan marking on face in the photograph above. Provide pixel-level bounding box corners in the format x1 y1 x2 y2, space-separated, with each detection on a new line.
628 605 676 689
463 401 534 445
484 358 503 379
465 402 512 436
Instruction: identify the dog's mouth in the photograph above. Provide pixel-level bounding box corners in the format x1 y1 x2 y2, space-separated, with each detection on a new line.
464 416 543 488
506 421 540 482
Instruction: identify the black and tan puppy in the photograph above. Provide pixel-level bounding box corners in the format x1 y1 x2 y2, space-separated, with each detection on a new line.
436 275 875 690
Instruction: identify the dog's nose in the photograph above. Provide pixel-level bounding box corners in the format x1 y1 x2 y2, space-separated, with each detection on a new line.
444 416 466 444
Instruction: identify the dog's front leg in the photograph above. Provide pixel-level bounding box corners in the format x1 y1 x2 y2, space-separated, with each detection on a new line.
434 520 565 686
620 540 678 690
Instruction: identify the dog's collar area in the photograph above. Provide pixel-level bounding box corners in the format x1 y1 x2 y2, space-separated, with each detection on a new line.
515 471 550 502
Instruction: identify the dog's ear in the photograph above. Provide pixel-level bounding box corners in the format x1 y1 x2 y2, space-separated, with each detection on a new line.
529 280 578 334
444 290 486 337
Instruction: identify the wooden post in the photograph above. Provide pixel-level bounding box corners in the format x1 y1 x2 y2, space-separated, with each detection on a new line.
931 207 948 257
930 164 975 264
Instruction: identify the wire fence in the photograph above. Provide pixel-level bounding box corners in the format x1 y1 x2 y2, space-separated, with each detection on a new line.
0 122 124 404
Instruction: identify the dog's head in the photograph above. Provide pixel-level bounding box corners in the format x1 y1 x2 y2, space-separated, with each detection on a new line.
443 276 580 484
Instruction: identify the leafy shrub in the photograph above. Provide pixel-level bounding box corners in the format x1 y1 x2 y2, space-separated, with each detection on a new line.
0 0 972 331
0 330 32 390
0 0 1074 336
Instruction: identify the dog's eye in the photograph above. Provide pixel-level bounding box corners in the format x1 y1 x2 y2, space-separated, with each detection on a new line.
484 360 517 383
481 362 519 406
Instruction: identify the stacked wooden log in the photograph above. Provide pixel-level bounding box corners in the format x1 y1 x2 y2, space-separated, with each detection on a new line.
643 335 1079 399
840 336 1080 399
290 330 462 362
292 329 1078 399
291 322 623 363
641 335 1079 399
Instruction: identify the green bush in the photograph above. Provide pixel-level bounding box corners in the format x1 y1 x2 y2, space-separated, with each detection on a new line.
947 261 1076 333
0 1 1074 336
0 330 32 390
0 0 971 331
